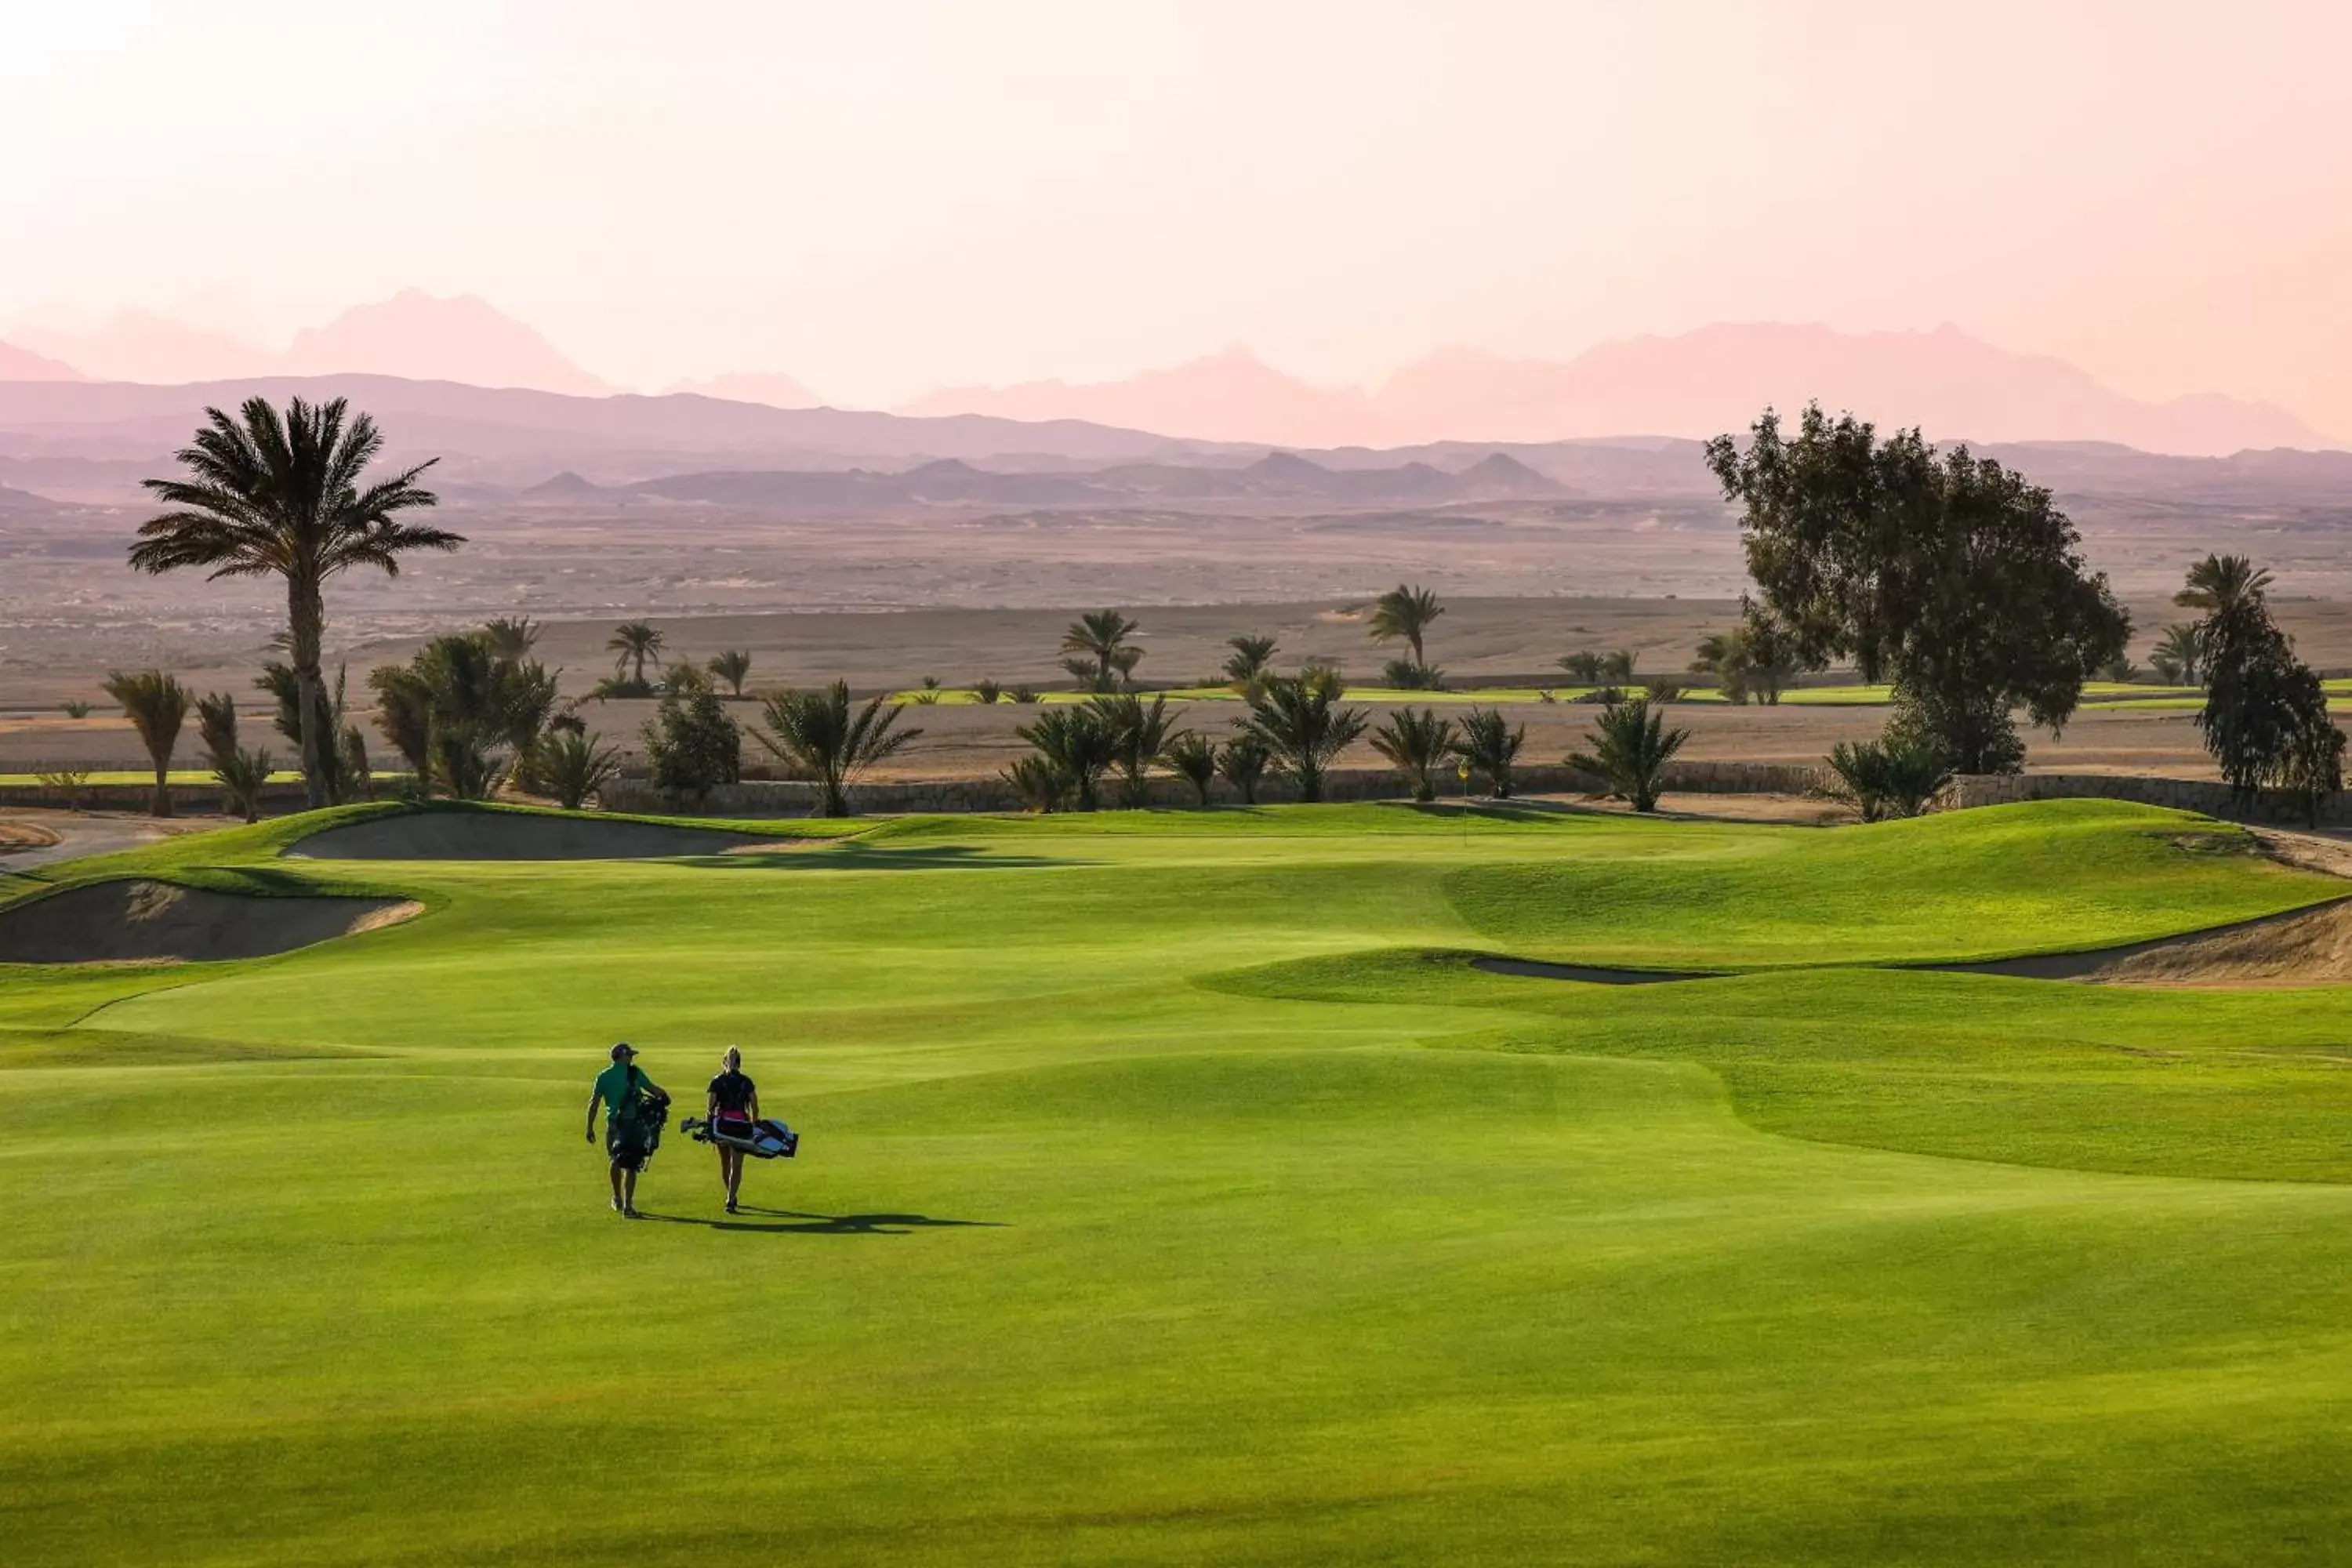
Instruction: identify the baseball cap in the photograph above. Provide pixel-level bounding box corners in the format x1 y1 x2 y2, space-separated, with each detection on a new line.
610 1042 637 1061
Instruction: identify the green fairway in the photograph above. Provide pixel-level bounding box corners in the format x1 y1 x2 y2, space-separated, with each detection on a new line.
5 798 2352 1565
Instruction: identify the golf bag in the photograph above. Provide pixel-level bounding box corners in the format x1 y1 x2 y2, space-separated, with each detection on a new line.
683 1113 799 1159
608 1072 672 1171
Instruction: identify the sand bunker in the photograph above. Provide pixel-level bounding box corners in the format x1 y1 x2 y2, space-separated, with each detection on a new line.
292 811 786 862
1929 896 2352 988
0 880 420 964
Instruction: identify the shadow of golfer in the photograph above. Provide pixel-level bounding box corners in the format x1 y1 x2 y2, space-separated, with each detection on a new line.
633 1207 1002 1236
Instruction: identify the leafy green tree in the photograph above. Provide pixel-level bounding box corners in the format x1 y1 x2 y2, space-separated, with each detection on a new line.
1691 620 1798 704
535 729 625 811
1216 735 1272 805
102 669 190 816
1379 658 1446 691
706 649 753 699
1223 635 1279 688
1236 674 1368 804
1367 583 1443 669
1568 696 1690 814
132 396 456 808
1558 651 1604 683
1060 610 1141 693
1162 732 1218 806
1707 405 2129 774
1370 707 1456 802
756 681 921 817
1452 706 1526 799
1091 692 1185 807
644 682 741 804
606 620 664 688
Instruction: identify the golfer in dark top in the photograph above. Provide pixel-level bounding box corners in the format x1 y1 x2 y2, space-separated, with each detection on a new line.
586 1043 666 1218
707 1047 760 1214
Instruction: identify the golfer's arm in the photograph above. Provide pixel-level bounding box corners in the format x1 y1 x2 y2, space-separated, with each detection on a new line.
584 1090 602 1135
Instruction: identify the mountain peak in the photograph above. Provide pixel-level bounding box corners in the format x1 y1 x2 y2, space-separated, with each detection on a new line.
0 339 86 382
285 291 606 395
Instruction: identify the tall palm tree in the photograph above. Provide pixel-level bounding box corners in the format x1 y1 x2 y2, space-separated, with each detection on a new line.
1091 692 1186 807
1060 610 1141 693
607 621 664 687
1369 706 1456 802
1452 706 1527 799
103 670 191 817
1568 696 1690 814
194 691 241 772
1223 634 1279 688
757 680 922 817
2174 554 2273 615
132 396 456 808
1367 584 1443 668
1236 674 1369 804
1014 706 1120 811
707 648 753 699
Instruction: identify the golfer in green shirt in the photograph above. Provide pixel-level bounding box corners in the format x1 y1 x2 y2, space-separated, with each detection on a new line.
585 1043 667 1217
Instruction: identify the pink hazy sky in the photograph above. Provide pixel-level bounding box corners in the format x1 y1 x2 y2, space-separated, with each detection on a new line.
5 0 2351 423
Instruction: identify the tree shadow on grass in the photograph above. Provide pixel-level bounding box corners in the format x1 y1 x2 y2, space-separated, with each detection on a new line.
681 843 1080 873
633 1207 1004 1236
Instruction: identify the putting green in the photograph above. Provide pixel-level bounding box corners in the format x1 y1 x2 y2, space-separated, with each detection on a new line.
5 799 2352 1565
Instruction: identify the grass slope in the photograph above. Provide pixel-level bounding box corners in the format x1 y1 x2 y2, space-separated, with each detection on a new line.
2 800 2350 1565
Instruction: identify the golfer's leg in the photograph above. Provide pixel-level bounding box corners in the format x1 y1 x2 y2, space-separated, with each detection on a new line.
609 1160 624 1209
622 1167 638 1214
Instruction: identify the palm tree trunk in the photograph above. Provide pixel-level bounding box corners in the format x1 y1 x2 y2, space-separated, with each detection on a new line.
822 767 847 817
151 757 172 818
289 577 328 811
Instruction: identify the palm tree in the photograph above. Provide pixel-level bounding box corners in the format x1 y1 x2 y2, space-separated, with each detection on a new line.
1224 634 1279 688
2151 622 2205 687
1000 754 1065 812
368 664 435 786
535 729 625 811
132 396 456 808
1014 706 1120 811
607 621 665 687
1217 735 1272 805
1367 583 1443 669
213 746 274 824
757 681 923 817
1091 692 1186 807
103 670 191 817
1559 651 1604 683
1162 732 1218 806
707 648 753 699
1568 696 1690 813
483 616 541 662
1691 631 1748 702
2174 554 2273 615
1369 707 1456 802
1060 610 1141 692
1236 675 1369 804
195 691 241 772
1452 706 1526 799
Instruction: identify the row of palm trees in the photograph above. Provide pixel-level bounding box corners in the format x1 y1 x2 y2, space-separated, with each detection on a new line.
599 621 757 699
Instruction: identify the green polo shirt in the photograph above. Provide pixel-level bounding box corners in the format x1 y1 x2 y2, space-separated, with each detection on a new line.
593 1062 649 1125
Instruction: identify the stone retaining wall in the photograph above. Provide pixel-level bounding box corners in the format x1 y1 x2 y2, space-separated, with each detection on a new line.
601 759 1829 818
0 779 313 814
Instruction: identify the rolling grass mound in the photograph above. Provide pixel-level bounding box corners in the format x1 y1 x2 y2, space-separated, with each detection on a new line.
6 797 2352 1564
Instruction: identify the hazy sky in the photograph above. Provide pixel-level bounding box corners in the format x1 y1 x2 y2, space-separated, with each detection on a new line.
6 0 2350 417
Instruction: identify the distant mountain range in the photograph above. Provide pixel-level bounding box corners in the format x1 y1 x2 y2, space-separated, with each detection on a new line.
2 291 606 394
535 450 1566 510
904 325 2336 457
0 340 85 382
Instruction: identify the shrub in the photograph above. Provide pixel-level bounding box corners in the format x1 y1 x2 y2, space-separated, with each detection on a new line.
1823 736 1953 822
213 747 274 823
1380 659 1446 690
1642 680 1686 704
644 684 742 804
757 681 920 818
1000 755 1065 812
1370 708 1455 802
974 679 1003 705
1216 735 1272 805
60 700 91 719
1567 696 1689 813
1014 706 1118 811
1162 732 1218 806
1236 675 1368 804
536 730 624 811
1452 707 1526 799
1009 685 1040 704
